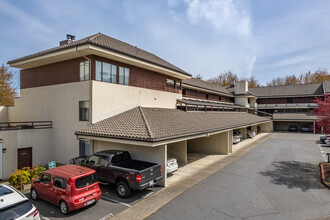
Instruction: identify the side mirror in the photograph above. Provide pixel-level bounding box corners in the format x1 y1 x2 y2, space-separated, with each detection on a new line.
36 178 40 183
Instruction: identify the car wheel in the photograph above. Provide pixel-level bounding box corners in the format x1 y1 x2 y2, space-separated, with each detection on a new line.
116 181 131 198
31 188 38 200
60 201 69 215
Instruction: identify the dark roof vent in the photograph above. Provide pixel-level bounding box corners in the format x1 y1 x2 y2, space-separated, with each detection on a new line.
60 34 75 46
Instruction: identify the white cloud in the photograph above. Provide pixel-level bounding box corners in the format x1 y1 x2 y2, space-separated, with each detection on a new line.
184 0 251 36
247 55 257 77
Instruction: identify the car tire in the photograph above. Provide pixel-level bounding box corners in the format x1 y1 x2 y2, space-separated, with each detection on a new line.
116 181 131 198
31 188 38 200
60 200 70 215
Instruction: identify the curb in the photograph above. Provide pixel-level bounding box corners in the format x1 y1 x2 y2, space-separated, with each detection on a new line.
320 163 330 189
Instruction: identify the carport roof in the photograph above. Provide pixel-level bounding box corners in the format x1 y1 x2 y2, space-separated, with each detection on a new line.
75 107 270 142
272 112 317 121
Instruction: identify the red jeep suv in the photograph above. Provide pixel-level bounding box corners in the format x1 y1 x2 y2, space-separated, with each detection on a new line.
31 165 101 214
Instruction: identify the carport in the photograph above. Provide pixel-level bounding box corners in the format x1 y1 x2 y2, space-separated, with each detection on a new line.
272 112 317 132
75 106 271 187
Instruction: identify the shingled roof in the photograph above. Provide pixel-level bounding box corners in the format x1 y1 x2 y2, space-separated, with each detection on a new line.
183 78 233 96
249 83 324 98
75 107 269 142
323 81 330 94
8 33 190 76
272 112 317 121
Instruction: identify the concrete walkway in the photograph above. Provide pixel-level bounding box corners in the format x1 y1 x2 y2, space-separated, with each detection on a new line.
111 133 271 220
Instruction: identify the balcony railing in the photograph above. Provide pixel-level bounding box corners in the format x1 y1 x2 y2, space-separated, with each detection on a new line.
257 103 317 108
0 121 52 131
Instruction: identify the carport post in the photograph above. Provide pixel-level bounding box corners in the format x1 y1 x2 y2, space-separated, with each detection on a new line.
313 121 315 134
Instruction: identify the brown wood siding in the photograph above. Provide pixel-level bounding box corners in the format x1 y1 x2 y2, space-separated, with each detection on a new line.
258 97 318 104
20 57 87 89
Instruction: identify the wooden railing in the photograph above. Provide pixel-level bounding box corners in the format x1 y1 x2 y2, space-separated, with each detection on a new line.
0 121 52 130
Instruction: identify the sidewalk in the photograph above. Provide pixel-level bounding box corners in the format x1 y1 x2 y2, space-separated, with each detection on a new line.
111 133 271 220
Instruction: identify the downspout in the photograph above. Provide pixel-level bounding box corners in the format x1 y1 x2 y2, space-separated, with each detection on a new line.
75 47 92 125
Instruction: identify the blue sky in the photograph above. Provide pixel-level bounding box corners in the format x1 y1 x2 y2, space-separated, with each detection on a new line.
1 0 330 91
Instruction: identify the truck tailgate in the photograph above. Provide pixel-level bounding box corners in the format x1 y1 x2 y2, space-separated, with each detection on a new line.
139 164 162 184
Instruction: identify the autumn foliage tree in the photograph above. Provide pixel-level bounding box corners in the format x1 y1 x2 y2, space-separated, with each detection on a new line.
0 64 17 106
312 94 330 134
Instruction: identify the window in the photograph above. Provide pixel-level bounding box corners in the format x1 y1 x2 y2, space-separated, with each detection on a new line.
219 96 222 101
183 89 186 96
176 81 181 90
87 155 99 165
75 173 97 189
206 94 209 99
80 61 90 81
79 140 90 156
41 173 51 184
79 101 89 121
53 177 67 190
119 67 130 85
0 201 33 220
96 61 117 83
287 98 293 103
166 79 174 88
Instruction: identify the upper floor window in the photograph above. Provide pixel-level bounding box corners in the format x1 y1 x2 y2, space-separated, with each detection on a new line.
167 79 174 88
96 61 117 83
119 67 130 85
80 61 90 81
176 82 181 90
287 98 293 103
79 101 89 121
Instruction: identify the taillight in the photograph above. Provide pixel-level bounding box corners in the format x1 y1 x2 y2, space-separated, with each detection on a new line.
136 174 142 182
27 208 39 218
160 166 162 173
74 197 85 203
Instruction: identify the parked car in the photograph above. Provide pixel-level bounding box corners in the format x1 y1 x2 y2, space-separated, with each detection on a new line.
325 136 330 146
320 136 327 144
0 184 40 220
233 134 240 144
167 158 178 174
72 150 162 198
289 125 298 132
301 125 311 132
233 130 243 139
31 165 101 214
247 130 256 138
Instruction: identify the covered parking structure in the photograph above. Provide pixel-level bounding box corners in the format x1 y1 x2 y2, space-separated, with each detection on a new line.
75 107 271 187
272 112 317 132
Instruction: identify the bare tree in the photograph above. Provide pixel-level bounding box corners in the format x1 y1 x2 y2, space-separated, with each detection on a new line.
208 71 239 86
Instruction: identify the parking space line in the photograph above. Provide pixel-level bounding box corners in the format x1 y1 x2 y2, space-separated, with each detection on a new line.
101 196 131 207
141 191 153 199
41 216 51 220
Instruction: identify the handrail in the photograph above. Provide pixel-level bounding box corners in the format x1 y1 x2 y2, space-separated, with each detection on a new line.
0 121 52 130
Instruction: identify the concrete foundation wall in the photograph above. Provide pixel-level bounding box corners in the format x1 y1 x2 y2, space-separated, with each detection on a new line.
0 129 52 179
94 141 167 186
92 81 182 123
167 141 187 164
0 106 8 122
187 131 229 155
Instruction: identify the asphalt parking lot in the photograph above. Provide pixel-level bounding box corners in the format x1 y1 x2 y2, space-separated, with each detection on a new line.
25 183 162 220
148 133 330 220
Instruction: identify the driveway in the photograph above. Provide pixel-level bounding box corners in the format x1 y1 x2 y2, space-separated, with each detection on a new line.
148 133 330 220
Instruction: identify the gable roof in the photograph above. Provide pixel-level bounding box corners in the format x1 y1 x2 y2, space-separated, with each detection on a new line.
183 78 233 96
75 107 269 143
8 33 190 76
323 81 330 94
249 83 324 98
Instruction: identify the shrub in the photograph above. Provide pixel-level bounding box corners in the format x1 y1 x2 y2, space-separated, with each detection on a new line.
8 167 31 189
8 165 47 189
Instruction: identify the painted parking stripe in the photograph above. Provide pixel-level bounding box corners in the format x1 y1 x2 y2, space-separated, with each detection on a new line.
141 191 154 199
101 196 131 207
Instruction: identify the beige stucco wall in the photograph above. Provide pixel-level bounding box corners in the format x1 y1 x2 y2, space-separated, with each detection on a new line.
0 106 8 122
167 141 187 164
234 81 248 95
187 131 229 155
259 122 272 132
252 125 258 133
228 130 233 153
93 140 167 186
92 81 182 123
7 82 91 164
235 97 248 107
0 129 52 179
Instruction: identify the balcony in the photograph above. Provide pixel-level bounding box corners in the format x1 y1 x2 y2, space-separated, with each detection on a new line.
257 103 317 109
0 121 52 131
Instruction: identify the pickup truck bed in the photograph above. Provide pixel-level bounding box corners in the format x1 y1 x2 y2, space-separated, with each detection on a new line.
114 160 157 171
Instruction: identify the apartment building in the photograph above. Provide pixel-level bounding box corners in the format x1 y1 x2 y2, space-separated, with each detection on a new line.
0 33 271 185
